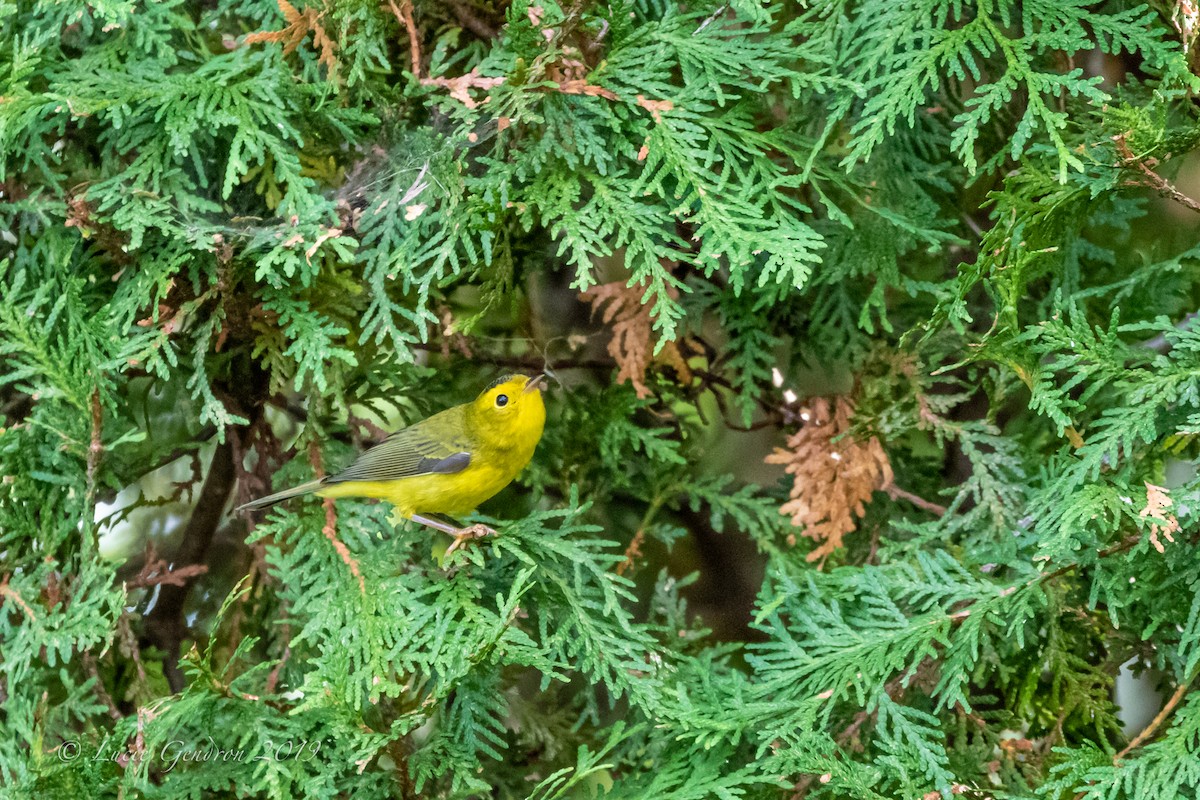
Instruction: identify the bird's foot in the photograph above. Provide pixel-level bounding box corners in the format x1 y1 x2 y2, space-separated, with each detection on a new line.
445 523 497 556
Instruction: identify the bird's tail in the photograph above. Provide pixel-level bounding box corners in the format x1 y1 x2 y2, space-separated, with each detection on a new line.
236 479 325 513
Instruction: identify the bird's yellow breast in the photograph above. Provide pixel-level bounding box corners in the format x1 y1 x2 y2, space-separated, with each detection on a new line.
316 458 521 518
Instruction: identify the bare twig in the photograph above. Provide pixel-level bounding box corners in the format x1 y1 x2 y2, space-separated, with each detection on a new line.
85 388 103 510
960 213 987 239
693 368 791 425
96 427 217 506
385 0 422 78
118 611 149 690
265 642 292 694
446 0 498 39
126 542 210 589
885 484 948 516
348 413 391 449
82 649 122 720
792 675 908 799
0 575 36 621
865 523 882 566
693 3 728 35
1068 671 1194 799
1115 677 1193 762
1115 133 1200 214
143 438 236 692
1035 534 1141 586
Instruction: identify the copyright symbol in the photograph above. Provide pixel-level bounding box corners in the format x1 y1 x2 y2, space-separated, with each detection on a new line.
58 741 80 762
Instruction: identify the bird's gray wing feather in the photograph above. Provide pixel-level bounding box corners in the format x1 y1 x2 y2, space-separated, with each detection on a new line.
324 412 471 484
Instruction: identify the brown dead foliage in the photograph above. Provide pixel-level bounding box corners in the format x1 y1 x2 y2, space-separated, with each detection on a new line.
420 69 506 108
1141 482 1181 554
307 440 364 593
65 190 131 263
635 94 673 122
245 0 338 75
554 79 618 100
581 281 691 398
765 396 894 563
616 528 645 576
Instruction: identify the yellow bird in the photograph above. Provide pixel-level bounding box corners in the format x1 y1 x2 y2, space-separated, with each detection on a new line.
238 373 547 553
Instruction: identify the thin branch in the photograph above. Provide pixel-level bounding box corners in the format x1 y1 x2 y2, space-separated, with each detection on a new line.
865 523 882 566
885 484 948 516
1115 677 1193 762
412 340 789 428
82 649 122 720
617 496 663 576
445 0 498 39
265 642 292 695
1034 534 1141 586
1070 672 1195 799
385 0 422 78
693 3 728 35
406 341 612 373
1115 133 1200 214
118 611 149 690
692 367 792 424
143 438 236 692
792 674 908 799
126 542 210 590
0 575 36 622
85 388 103 512
960 212 987 239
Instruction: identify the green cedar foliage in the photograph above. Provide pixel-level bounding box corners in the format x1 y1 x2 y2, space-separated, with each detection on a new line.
3 0 1200 797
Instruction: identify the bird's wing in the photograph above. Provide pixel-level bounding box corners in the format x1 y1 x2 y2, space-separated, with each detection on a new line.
324 412 471 484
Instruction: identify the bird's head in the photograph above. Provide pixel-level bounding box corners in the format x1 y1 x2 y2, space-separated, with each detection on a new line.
468 373 547 448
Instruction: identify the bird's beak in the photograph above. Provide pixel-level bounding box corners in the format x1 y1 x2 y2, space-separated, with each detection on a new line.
524 373 547 393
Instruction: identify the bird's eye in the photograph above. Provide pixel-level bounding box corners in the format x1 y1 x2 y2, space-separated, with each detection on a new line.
495 394 509 408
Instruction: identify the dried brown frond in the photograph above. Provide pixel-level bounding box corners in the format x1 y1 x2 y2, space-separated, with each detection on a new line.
307 440 364 593
421 71 668 120
1173 0 1200 75
553 79 618 99
65 189 131 263
1141 482 1181 554
65 194 95 237
437 304 473 359
616 528 645 576
635 94 673 122
419 69 506 108
245 0 339 76
764 396 894 563
581 281 690 398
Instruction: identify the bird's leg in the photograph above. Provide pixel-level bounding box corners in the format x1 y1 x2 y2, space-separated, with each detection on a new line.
409 514 497 555
408 513 459 535
444 523 497 555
